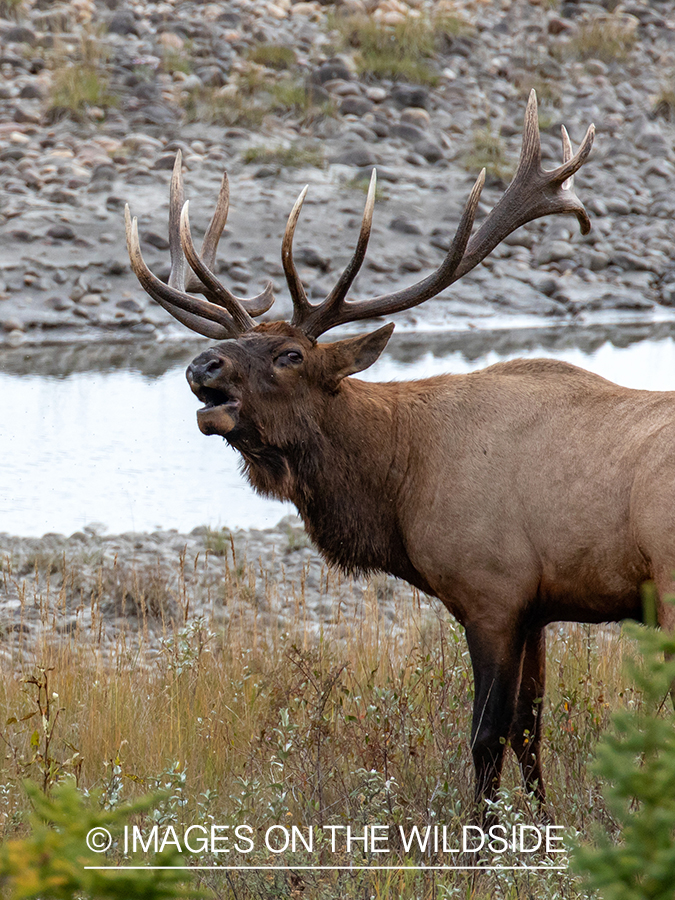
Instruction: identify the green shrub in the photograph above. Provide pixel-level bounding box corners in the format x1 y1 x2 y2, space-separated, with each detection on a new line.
0 780 200 900
574 590 675 899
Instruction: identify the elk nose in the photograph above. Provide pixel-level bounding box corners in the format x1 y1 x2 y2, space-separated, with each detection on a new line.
186 352 227 387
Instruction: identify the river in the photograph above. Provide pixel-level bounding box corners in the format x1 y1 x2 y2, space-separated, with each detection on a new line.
2 322 675 536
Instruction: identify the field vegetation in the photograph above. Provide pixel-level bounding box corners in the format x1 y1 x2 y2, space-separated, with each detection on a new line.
0 540 662 899
328 9 470 86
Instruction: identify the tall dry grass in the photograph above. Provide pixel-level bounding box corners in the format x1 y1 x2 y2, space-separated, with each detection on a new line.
0 543 639 898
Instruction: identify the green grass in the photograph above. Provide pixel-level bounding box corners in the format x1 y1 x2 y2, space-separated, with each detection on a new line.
48 29 116 116
248 43 297 71
50 64 116 112
161 48 193 76
0 0 24 20
203 527 232 558
329 11 469 86
564 14 637 62
242 143 325 169
181 73 333 128
0 535 644 898
344 173 389 201
461 124 512 182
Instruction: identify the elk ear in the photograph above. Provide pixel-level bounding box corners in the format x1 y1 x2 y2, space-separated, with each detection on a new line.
322 323 394 387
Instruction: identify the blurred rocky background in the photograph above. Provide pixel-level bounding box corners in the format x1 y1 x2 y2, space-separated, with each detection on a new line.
1 0 675 345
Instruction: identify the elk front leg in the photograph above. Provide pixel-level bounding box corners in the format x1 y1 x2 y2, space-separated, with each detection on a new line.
510 627 547 806
465 625 525 816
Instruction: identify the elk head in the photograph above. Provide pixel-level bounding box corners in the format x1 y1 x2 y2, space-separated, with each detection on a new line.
125 91 594 451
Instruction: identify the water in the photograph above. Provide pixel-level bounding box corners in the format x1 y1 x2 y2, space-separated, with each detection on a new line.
2 323 675 537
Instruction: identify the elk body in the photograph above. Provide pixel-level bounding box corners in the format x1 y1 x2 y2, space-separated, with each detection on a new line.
125 93 672 812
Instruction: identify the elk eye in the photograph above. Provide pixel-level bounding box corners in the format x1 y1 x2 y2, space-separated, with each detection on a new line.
276 349 303 367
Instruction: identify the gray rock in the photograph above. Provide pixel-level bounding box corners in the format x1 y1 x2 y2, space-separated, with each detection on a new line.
19 83 44 100
141 231 170 251
578 248 610 271
330 147 377 168
605 197 632 215
534 241 577 266
294 246 331 271
108 9 139 35
312 59 352 84
611 251 663 274
195 66 226 88
3 26 36 45
389 216 423 235
88 276 113 294
91 164 116 183
13 105 41 125
117 299 145 313
46 224 76 241
414 139 444 163
152 154 178 171
46 188 79 205
106 196 126 211
340 96 374 117
390 85 429 110
253 165 278 179
390 123 426 144
47 296 73 311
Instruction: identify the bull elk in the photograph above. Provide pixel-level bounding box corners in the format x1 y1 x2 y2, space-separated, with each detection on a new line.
125 91 666 814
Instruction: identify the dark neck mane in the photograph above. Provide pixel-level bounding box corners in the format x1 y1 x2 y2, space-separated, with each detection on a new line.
233 380 431 591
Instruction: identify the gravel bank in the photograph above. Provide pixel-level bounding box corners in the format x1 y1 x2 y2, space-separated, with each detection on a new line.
2 0 675 346
0 516 427 659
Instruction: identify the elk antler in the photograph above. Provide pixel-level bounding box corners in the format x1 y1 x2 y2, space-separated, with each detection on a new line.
126 91 594 340
125 151 274 339
287 90 594 338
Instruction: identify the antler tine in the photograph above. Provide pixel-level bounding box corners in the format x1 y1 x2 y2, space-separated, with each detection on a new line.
560 125 573 192
181 201 258 333
309 169 377 325
168 151 187 291
292 90 593 339
184 168 230 292
125 204 240 339
283 185 313 324
452 90 594 278
169 154 273 316
300 168 485 339
289 172 377 330
180 200 275 323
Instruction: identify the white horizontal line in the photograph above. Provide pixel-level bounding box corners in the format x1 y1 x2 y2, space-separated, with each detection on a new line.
85 864 568 871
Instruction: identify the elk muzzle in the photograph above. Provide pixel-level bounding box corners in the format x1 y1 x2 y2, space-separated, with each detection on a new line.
186 350 241 437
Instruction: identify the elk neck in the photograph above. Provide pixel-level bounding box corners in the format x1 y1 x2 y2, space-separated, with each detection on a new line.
234 375 433 591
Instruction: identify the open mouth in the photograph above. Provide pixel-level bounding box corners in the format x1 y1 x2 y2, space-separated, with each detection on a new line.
192 385 241 436
194 385 240 412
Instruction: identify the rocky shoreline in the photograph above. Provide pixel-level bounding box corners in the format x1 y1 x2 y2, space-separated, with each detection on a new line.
1 0 675 347
0 515 429 659
3 0 675 643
